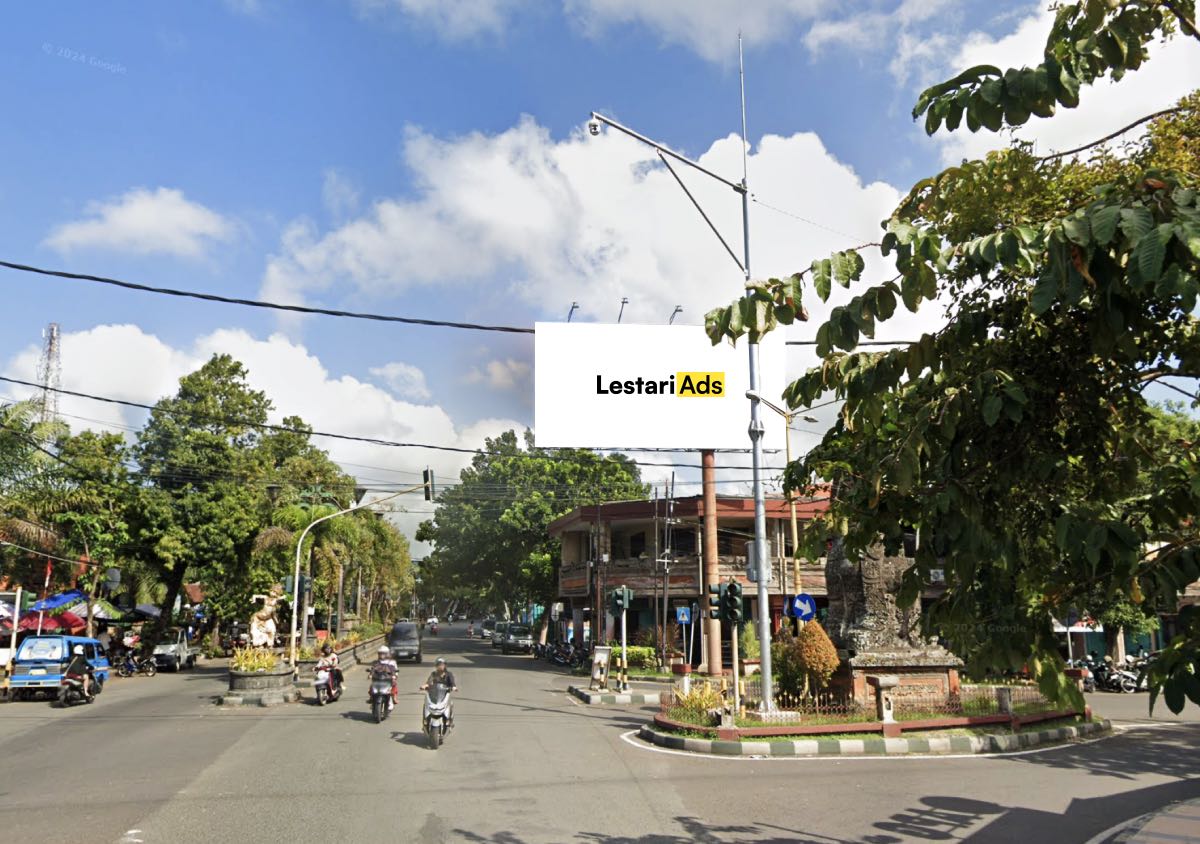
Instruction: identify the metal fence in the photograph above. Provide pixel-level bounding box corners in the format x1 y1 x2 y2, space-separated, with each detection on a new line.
664 677 1059 726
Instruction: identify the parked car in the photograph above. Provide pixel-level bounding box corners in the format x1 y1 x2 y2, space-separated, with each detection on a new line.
153 628 200 672
480 619 495 640
6 635 111 701
502 624 534 655
387 621 423 662
491 621 509 649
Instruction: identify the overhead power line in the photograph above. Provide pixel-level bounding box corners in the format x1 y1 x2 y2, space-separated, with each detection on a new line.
0 375 789 471
0 260 534 335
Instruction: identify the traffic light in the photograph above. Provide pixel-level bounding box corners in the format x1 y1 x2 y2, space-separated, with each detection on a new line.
283 575 294 594
610 586 633 614
707 583 727 621
422 468 436 501
724 581 744 625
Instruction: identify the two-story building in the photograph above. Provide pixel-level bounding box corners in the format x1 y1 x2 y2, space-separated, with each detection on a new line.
548 494 830 657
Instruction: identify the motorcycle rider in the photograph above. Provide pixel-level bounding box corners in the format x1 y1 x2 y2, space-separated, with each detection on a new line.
65 644 94 700
466 621 474 638
316 643 342 697
366 644 398 711
420 657 458 728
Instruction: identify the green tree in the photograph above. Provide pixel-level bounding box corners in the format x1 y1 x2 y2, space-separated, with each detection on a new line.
416 430 647 614
130 355 272 650
706 6 1199 710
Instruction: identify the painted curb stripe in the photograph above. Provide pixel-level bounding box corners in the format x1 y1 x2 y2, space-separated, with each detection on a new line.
636 719 1111 757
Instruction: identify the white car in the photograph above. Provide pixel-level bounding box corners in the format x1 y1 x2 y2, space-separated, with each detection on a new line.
426 617 439 626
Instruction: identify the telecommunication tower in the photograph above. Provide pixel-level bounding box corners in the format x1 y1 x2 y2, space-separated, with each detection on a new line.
36 323 62 425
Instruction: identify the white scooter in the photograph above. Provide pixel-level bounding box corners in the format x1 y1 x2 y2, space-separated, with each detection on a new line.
423 683 453 749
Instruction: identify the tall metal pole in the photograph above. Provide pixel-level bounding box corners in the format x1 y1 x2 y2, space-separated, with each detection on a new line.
738 34 774 709
786 413 802 607
288 486 415 666
702 450 721 675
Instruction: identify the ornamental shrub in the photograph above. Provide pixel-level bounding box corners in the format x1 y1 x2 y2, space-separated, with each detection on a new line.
772 622 840 698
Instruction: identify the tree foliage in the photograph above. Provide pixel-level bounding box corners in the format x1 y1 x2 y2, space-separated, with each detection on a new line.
706 6 1199 710
416 430 647 610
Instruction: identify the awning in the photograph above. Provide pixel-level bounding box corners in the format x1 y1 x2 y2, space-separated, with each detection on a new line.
0 611 86 633
30 589 87 612
62 598 133 622
134 603 162 618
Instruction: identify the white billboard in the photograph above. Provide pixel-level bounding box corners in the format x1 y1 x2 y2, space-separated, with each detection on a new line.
534 323 785 449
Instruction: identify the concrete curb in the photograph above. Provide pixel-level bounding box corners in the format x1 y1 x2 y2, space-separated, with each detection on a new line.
1114 796 1200 843
637 719 1111 756
568 685 661 705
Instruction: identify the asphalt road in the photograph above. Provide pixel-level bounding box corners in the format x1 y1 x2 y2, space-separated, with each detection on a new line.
1 624 1197 843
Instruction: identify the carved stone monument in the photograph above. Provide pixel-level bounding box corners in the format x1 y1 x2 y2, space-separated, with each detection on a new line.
248 584 284 648
825 539 962 707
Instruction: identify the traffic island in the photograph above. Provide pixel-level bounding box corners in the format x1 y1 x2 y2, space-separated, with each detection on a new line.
568 685 661 705
221 665 301 707
637 718 1110 756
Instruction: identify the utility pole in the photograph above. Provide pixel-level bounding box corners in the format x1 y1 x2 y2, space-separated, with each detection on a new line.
702 450 721 675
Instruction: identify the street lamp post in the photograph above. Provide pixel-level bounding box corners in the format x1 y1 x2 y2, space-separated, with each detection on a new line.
747 389 818 611
287 484 420 666
588 36 778 706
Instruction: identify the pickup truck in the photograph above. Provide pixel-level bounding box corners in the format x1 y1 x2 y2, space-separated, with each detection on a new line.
152 628 200 672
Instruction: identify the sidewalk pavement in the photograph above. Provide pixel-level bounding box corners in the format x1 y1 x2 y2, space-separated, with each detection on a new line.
1119 797 1200 843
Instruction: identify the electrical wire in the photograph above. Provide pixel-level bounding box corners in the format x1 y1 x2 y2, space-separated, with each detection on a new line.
0 260 534 335
0 375 792 471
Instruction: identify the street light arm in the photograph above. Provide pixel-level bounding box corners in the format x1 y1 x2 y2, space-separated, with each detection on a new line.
288 484 423 666
745 389 790 420
590 112 745 193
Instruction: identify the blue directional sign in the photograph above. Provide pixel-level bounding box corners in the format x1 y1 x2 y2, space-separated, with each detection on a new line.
790 593 816 622
675 606 692 624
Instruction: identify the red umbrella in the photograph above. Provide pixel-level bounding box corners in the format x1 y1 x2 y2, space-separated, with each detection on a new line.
9 610 87 633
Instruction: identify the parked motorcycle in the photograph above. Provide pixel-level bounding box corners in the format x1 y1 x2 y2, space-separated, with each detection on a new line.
368 669 394 723
115 653 157 678
58 669 96 707
314 664 343 705
423 683 453 750
1087 656 1140 693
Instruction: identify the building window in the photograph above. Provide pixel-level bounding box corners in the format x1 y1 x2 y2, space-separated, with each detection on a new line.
629 531 646 559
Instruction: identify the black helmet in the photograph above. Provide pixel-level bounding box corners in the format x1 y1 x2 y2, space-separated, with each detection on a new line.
321 643 332 655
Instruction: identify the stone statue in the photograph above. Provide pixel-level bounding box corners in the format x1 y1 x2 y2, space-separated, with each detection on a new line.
249 584 284 648
825 539 927 656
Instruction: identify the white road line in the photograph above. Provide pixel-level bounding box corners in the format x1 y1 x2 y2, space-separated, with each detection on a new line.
1081 812 1155 844
617 729 1117 762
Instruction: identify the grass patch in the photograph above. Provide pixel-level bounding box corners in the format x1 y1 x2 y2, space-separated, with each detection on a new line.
653 713 1088 743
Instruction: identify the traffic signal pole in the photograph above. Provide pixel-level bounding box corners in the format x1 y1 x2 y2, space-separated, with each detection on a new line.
619 585 629 693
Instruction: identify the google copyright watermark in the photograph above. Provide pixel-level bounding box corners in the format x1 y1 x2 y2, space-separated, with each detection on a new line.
42 42 127 75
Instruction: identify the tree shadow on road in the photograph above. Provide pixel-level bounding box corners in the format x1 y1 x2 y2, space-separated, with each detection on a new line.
449 815 866 843
1004 724 1200 781
930 778 1200 842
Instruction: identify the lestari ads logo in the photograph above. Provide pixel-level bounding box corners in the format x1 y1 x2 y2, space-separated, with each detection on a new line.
595 371 725 397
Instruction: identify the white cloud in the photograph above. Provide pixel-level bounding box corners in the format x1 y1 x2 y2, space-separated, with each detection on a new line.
931 7 1200 164
44 187 235 259
369 361 432 400
260 116 923 349
1 325 524 548
352 0 530 39
565 0 831 63
465 358 531 390
322 169 361 220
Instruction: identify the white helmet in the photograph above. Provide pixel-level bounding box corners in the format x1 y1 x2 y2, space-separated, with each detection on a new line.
73 644 85 655
378 645 389 655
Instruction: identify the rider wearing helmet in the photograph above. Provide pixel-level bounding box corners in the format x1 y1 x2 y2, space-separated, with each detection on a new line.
66 644 93 698
421 657 458 727
367 644 399 710
316 642 342 693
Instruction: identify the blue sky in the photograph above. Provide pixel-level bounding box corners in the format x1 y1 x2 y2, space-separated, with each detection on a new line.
1 1 1195 536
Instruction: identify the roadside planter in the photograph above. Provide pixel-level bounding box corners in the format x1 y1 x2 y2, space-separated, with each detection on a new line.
222 664 300 707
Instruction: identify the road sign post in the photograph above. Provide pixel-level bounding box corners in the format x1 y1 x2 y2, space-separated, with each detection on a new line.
790 593 816 624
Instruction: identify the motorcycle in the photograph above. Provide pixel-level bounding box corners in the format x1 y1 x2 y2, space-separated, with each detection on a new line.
429 623 439 636
314 663 343 705
58 669 96 707
423 683 453 750
1088 657 1140 693
115 653 157 678
368 669 395 723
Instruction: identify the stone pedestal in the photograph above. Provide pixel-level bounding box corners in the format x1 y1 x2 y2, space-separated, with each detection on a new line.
221 665 300 707
825 539 963 708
